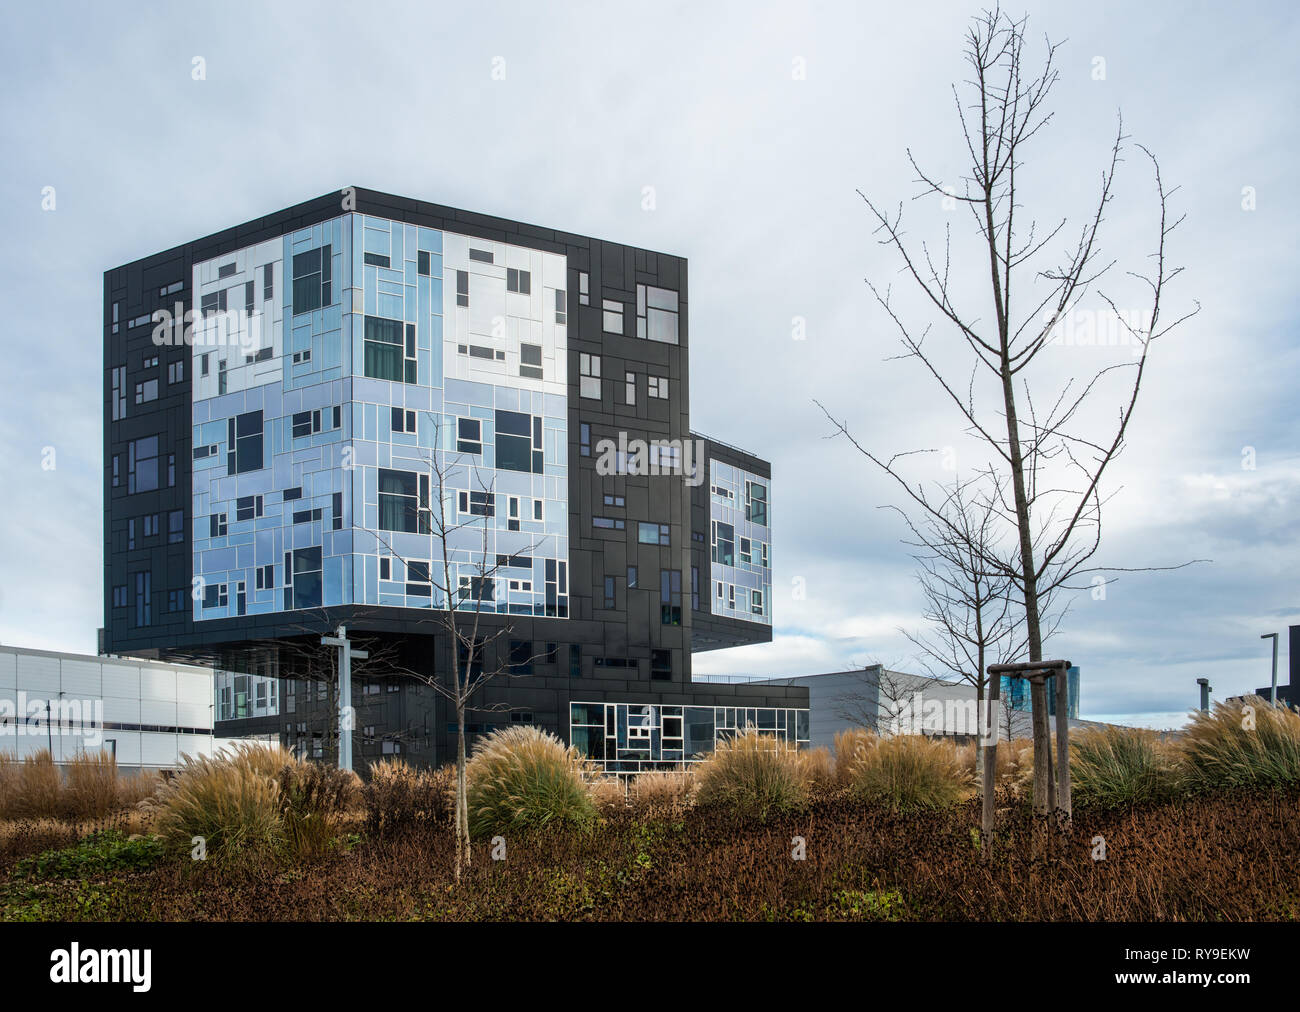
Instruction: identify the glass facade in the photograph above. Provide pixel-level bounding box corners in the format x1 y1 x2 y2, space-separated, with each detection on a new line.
708 459 772 625
190 215 569 622
571 701 810 773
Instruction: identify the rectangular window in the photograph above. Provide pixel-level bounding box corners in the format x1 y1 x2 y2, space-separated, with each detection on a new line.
660 570 682 626
226 411 263 474
751 589 765 616
603 576 615 609
579 353 600 399
746 481 769 526
648 375 668 399
593 516 625 531
235 495 263 522
579 421 591 457
134 571 151 627
651 649 672 681
167 589 186 612
111 366 127 420
378 469 421 533
469 248 494 264
112 585 127 608
627 565 638 589
555 288 567 324
455 270 469 307
291 245 331 314
602 298 623 335
691 566 700 611
168 510 183 544
141 513 159 538
418 251 431 276
638 522 670 546
363 315 405 382
603 494 625 508
712 521 735 566
457 416 482 454
578 271 589 306
390 407 416 434
495 409 541 473
509 639 533 675
636 284 680 344
291 547 322 609
519 343 543 380
506 268 531 294
569 643 581 677
458 490 495 517
168 359 184 384
363 251 391 268
209 512 227 538
458 575 495 603
263 263 273 300
625 371 636 405
127 435 160 493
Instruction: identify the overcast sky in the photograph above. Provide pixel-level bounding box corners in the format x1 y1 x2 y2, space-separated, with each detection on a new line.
1 0 1296 728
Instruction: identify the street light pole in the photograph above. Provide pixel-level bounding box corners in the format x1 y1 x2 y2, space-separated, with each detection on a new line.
1196 677 1211 713
321 625 368 772
1261 633 1279 705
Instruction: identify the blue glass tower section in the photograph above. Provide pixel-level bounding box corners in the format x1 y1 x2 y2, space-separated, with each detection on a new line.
189 214 569 623
1000 666 1080 719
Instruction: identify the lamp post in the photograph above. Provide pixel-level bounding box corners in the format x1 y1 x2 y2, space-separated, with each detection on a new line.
1196 677 1211 713
1261 633 1279 705
321 625 368 772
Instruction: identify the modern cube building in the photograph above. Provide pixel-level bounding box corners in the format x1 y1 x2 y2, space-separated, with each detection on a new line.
103 187 807 771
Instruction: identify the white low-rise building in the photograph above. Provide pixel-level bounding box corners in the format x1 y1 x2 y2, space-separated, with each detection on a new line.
0 644 216 772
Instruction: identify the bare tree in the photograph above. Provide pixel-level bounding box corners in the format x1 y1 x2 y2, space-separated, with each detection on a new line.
817 7 1199 813
896 477 1066 761
832 662 928 736
377 413 546 882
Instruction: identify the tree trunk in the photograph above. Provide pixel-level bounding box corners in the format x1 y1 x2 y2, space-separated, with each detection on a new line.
454 693 470 883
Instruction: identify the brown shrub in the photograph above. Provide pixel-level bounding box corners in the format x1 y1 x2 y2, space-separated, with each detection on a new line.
361 759 456 837
629 770 695 817
586 775 627 817
9 789 1296 922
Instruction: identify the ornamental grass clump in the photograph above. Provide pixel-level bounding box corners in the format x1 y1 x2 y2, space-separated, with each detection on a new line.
144 742 358 862
0 750 62 820
840 733 971 813
694 729 806 819
1177 696 1300 793
465 726 596 839
1068 725 1175 810
144 746 286 861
